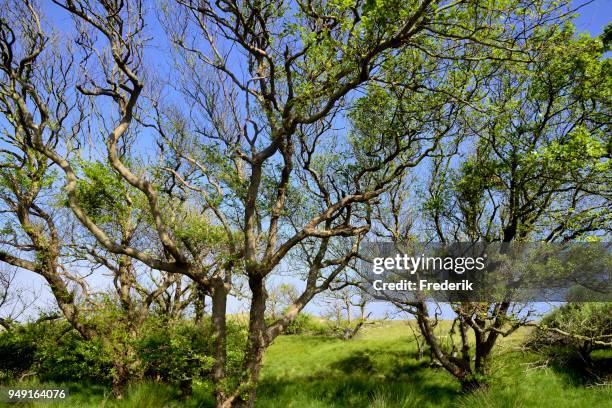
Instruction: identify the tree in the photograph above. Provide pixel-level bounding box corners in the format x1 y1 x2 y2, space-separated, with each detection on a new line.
266 282 299 320
321 284 374 340
159 1 568 404
0 1 200 395
367 23 610 390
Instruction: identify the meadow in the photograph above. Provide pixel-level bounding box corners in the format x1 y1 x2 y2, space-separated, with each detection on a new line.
5 321 610 408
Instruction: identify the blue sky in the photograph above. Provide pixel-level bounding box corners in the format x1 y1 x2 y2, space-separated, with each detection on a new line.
573 0 610 36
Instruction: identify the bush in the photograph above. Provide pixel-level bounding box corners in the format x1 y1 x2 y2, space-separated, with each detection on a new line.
136 319 214 386
0 315 251 391
221 319 249 380
526 303 612 371
0 320 112 384
0 324 37 381
137 317 248 395
284 313 332 336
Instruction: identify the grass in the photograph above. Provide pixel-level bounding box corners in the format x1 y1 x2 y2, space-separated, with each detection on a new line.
2 321 610 407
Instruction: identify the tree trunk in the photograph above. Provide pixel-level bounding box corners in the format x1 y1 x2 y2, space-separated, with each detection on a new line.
179 378 193 398
110 339 143 400
111 361 130 399
414 304 475 385
235 275 268 408
460 377 485 392
211 278 229 405
194 287 207 325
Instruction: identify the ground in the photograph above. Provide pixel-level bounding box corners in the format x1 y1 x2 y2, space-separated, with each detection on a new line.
3 321 611 407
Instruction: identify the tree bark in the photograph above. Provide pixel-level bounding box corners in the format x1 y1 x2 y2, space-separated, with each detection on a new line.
236 275 268 408
211 278 229 405
111 361 130 399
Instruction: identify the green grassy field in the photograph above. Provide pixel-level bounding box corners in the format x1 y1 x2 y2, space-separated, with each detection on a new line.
4 321 610 407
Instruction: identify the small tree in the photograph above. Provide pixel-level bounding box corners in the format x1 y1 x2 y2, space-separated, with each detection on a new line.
266 283 299 320
0 267 36 331
322 285 373 340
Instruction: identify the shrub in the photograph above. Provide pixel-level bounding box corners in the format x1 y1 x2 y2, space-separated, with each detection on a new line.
0 324 37 381
36 327 112 384
284 313 332 336
0 315 251 391
284 313 312 334
526 303 612 371
0 320 112 384
136 319 214 386
221 319 249 380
